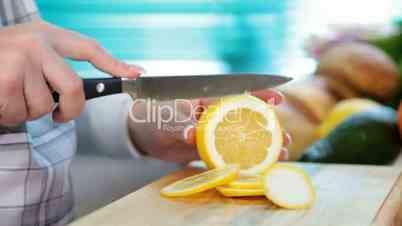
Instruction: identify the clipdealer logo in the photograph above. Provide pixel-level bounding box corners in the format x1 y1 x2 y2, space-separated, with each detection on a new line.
128 98 268 132
129 99 205 130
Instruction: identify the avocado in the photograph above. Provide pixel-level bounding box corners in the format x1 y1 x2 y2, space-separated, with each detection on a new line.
299 107 400 165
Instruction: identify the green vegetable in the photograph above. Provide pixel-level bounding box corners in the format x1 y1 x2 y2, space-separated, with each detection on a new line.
369 33 402 63
299 107 400 165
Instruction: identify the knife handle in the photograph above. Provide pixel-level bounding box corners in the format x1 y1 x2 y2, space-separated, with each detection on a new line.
52 78 123 102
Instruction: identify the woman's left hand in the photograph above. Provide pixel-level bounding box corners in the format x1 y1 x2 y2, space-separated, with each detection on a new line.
128 89 291 163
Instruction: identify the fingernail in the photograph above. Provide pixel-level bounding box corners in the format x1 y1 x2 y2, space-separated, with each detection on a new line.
267 97 276 105
277 91 285 103
284 133 292 146
129 65 146 75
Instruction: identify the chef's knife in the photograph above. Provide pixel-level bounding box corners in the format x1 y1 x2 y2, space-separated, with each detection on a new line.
52 73 292 102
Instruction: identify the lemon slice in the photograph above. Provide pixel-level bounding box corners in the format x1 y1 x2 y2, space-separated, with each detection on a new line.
217 186 265 197
196 95 283 176
161 165 239 197
263 163 316 209
227 175 263 189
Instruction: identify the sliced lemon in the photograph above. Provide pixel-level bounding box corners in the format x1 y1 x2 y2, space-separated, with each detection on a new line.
196 95 283 176
217 186 265 197
227 175 263 189
161 165 239 197
263 163 316 209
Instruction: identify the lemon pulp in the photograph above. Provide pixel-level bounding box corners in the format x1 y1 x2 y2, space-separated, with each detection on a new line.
215 108 272 169
196 95 283 175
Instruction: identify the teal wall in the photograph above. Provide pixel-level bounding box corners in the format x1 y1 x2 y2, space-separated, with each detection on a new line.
37 0 290 76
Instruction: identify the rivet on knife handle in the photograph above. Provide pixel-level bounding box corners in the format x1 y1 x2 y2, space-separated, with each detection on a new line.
52 78 123 102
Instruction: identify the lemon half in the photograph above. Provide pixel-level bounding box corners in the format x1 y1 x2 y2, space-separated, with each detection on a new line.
196 95 283 176
161 165 239 197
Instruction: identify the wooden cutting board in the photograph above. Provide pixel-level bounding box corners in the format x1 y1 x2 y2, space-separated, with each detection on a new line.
69 163 402 226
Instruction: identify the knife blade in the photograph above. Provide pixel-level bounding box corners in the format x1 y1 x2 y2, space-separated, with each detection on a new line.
53 73 292 102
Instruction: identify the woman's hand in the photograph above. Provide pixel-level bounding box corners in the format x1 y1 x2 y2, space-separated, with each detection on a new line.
0 20 143 125
128 89 291 163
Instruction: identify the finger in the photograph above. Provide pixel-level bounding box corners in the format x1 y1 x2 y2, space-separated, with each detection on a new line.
0 61 27 125
39 47 85 122
184 97 217 122
184 126 196 145
278 148 289 161
283 132 292 147
251 89 284 105
48 27 144 78
0 92 27 125
23 62 54 121
0 94 27 126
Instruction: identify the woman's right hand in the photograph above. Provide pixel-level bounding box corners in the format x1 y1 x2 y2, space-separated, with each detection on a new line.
0 20 143 126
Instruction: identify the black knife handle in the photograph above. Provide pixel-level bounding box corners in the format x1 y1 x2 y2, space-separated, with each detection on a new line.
52 78 123 102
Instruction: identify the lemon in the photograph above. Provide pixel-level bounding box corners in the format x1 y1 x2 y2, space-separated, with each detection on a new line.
196 95 283 176
161 165 239 197
263 163 316 209
316 98 380 138
227 175 263 189
217 186 265 197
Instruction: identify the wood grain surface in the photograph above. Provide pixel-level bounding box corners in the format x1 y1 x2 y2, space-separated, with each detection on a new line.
371 172 402 226
70 163 401 226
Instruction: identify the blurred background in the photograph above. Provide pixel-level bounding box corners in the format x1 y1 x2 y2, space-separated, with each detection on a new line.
37 0 401 79
35 0 402 219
